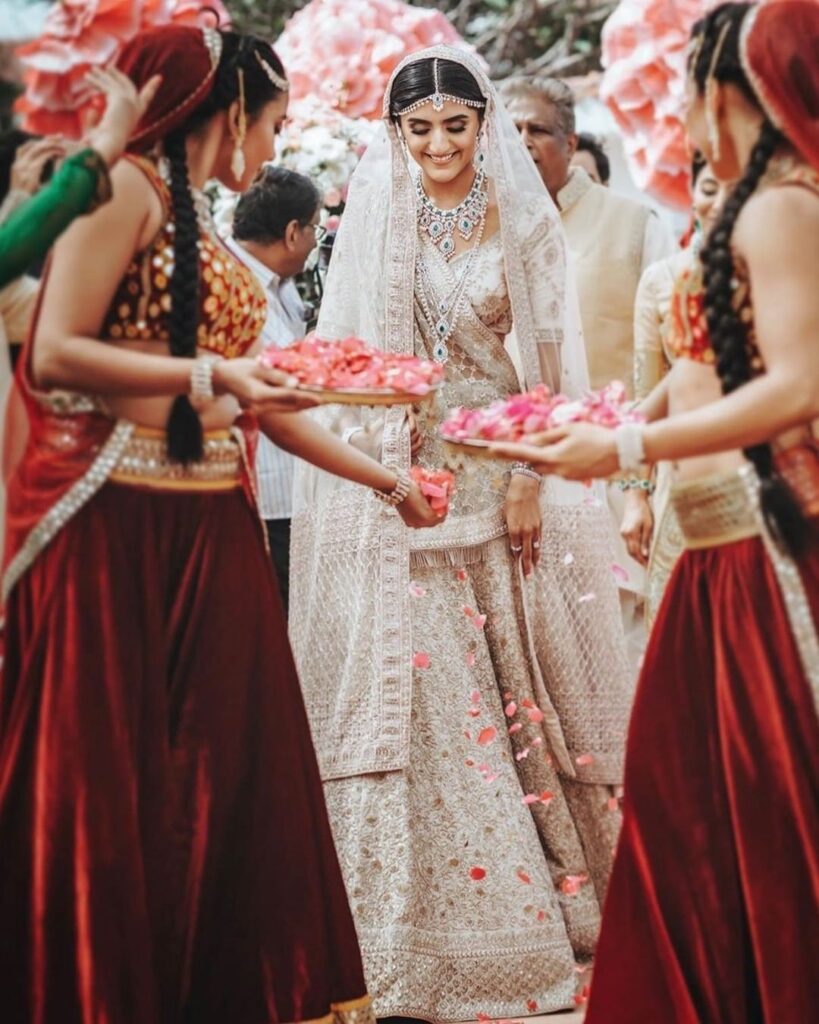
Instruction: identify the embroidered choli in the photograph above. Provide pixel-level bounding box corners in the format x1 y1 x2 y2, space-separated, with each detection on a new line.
100 156 266 358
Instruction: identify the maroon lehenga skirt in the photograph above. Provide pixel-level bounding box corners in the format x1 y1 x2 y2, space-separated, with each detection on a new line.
0 430 371 1024
586 466 819 1024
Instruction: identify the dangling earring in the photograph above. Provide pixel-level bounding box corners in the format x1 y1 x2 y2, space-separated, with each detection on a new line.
473 128 486 170
231 68 247 183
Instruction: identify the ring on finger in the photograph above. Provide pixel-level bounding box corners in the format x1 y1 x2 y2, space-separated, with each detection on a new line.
510 545 523 553
533 540 541 550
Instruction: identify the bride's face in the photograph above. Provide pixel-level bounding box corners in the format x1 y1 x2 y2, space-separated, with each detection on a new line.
399 100 482 186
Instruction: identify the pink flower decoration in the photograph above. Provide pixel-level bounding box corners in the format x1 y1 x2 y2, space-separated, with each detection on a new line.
259 332 444 394
412 651 431 669
600 0 714 209
276 0 475 121
440 381 643 444
15 0 229 137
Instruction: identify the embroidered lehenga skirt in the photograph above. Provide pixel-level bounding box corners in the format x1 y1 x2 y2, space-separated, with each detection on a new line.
0 427 373 1024
585 454 819 1023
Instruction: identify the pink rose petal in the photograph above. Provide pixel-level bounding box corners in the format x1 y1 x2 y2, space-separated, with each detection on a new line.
477 726 498 747
412 651 431 669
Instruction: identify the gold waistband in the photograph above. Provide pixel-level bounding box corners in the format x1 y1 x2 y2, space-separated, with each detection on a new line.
672 443 819 550
108 426 243 491
671 471 760 550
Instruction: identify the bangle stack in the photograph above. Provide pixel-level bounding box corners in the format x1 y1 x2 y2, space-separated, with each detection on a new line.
190 354 223 402
614 423 646 472
373 470 411 507
618 477 656 495
510 460 542 485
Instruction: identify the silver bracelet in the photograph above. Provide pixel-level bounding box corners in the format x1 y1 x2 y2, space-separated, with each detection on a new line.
190 354 223 402
510 460 542 484
614 423 646 472
373 470 411 507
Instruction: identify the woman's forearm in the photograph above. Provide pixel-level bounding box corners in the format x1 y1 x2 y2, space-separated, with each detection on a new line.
33 333 194 395
636 374 669 424
260 408 398 491
643 369 818 463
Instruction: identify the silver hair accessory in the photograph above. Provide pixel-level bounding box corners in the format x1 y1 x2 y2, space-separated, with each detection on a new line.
202 27 223 70
254 51 289 92
396 57 485 116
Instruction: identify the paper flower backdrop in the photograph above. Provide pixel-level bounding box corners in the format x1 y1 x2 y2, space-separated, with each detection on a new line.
276 0 472 121
15 0 228 137
600 0 712 209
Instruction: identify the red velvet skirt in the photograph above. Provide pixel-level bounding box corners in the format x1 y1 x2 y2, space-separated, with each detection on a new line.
0 482 369 1024
585 523 819 1023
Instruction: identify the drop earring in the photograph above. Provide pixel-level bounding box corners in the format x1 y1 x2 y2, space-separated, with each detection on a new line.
231 68 247 183
473 129 486 170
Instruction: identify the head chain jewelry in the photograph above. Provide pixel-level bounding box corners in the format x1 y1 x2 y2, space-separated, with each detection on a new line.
703 18 733 161
396 56 484 116
254 50 289 92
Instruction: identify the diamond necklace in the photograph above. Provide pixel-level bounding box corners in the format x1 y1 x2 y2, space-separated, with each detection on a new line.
416 197 488 363
416 168 488 261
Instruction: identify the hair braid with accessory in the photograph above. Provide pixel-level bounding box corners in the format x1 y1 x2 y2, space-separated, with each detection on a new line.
691 2 807 552
161 30 288 462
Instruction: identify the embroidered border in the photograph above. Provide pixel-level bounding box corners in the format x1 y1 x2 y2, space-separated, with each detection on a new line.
2 420 136 603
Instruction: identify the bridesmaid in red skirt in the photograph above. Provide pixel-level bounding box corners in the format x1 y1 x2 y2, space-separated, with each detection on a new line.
0 23 441 1024
492 2 819 1020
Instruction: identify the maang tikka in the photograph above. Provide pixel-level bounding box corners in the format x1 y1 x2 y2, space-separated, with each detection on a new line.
396 57 485 117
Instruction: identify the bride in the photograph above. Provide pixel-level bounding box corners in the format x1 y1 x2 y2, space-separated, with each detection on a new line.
290 46 634 1020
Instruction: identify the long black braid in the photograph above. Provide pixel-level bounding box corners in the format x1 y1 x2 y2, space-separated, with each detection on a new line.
692 3 807 552
163 31 286 463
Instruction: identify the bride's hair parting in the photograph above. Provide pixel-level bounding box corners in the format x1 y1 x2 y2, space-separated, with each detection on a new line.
389 58 486 122
690 2 806 553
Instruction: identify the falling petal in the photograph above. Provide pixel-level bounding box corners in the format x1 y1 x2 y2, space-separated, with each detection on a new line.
465 651 476 667
532 737 543 747
462 605 476 618
455 568 469 582
611 563 629 584
515 748 530 761
526 707 544 724
576 754 595 766
539 791 554 805
471 614 488 630
470 689 481 704
508 722 523 735
412 651 431 669
505 701 518 717
477 726 498 747
469 866 487 881
536 909 547 922
526 1000 538 1012
517 869 532 885
563 552 575 566
408 581 427 598
607 796 620 812
521 794 540 805
467 708 481 718
578 593 597 604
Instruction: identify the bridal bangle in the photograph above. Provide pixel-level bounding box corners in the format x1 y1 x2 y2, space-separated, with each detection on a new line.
373 470 411 507
614 423 646 472
510 461 542 484
190 354 223 402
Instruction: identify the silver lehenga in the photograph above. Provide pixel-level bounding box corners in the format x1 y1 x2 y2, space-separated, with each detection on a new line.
290 46 634 1022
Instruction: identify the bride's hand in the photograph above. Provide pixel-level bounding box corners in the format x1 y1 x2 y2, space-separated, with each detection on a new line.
504 473 542 578
213 359 320 414
398 482 446 529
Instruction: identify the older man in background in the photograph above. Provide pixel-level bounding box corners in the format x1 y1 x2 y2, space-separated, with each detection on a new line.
501 76 675 661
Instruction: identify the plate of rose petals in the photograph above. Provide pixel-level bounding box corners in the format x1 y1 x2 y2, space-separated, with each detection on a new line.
439 382 643 454
259 334 444 405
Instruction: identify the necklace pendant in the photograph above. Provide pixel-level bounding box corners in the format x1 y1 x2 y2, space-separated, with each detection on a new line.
433 338 449 363
439 235 455 259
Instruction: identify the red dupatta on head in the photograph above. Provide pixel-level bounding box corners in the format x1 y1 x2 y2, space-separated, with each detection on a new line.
740 0 819 173
1 25 224 602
